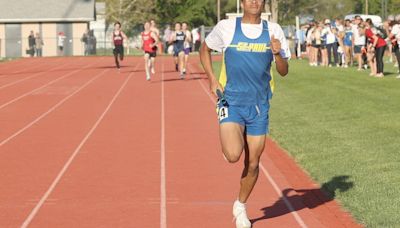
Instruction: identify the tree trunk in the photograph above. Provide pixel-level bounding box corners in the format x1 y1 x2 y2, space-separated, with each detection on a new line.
265 0 278 22
271 0 278 22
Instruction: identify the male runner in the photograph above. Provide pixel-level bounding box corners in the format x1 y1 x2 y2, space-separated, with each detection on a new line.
170 22 186 79
150 19 161 54
142 21 159 81
182 22 192 75
111 22 128 70
199 0 290 227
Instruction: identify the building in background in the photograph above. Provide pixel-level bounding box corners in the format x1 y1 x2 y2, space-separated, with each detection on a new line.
0 0 95 58
90 2 113 50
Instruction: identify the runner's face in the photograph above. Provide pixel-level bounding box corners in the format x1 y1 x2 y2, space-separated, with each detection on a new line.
114 24 120 30
182 23 187 30
144 22 150 31
175 24 181 31
241 0 265 16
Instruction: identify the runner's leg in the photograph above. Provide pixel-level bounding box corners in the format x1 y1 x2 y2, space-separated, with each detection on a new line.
238 134 266 203
219 123 245 162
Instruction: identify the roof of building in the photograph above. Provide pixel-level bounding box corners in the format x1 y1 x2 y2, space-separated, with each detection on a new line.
0 0 95 23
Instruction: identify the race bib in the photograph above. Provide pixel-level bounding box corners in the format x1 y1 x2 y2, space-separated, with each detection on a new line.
218 106 229 121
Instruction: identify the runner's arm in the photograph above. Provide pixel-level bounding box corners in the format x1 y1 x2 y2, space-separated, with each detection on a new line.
169 32 175 44
121 31 129 46
151 32 159 47
270 26 290 77
186 31 192 43
199 42 223 97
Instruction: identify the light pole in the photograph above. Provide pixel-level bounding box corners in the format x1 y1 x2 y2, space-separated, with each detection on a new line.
217 0 221 22
237 0 240 13
365 0 369 15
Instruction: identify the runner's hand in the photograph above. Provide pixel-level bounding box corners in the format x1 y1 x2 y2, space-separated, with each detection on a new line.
210 78 223 98
270 35 281 55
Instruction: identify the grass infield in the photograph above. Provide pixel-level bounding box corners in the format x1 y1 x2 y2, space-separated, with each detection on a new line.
211 58 400 227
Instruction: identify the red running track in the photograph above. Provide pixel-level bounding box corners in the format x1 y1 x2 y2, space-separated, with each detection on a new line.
0 56 362 227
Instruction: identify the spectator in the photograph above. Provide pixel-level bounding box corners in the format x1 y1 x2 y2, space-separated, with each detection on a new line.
343 19 353 68
388 14 400 78
319 22 328 67
323 19 339 67
81 29 89 56
352 16 366 71
191 27 201 52
365 18 387 77
295 26 306 58
35 32 44 57
57 32 66 56
163 24 172 54
306 22 316 66
28 31 35 57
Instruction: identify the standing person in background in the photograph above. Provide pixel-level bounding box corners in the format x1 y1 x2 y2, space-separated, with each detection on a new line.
306 22 316 66
323 19 338 67
81 29 89 56
295 26 306 59
28 31 35 57
142 21 159 81
111 21 128 70
343 19 353 68
192 27 201 52
182 22 192 75
335 19 345 66
170 22 186 79
57 32 66 56
150 19 161 54
352 16 366 71
319 22 328 67
163 24 172 54
35 32 44 57
365 18 387 78
388 14 400 78
384 16 394 63
364 24 377 76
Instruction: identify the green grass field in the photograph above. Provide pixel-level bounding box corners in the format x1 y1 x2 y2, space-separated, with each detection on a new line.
212 59 400 227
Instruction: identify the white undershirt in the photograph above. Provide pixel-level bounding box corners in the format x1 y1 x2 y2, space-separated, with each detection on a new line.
205 18 291 59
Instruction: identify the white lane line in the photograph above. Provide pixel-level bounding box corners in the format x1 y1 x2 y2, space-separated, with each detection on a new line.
0 69 108 147
0 58 74 90
189 63 308 228
20 71 134 228
160 58 167 228
259 164 307 228
0 58 99 110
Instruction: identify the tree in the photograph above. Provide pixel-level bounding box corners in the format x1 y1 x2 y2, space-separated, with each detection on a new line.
105 0 156 35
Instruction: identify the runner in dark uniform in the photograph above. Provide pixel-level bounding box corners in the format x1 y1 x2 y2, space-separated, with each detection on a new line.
170 22 186 79
112 22 128 70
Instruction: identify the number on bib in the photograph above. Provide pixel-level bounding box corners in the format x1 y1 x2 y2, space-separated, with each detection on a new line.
218 106 229 121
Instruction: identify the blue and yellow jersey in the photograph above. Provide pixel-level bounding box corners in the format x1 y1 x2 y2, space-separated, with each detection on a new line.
219 17 274 106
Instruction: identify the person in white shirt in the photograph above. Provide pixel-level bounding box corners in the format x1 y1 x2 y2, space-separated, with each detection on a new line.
352 16 367 71
388 14 400 78
306 22 317 66
322 19 339 67
200 0 290 227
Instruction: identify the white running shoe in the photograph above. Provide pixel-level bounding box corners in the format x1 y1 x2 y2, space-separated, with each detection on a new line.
151 67 155 74
146 71 151 81
233 200 251 228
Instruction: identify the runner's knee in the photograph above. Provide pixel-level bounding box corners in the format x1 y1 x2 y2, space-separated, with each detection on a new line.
223 151 241 163
247 160 260 173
